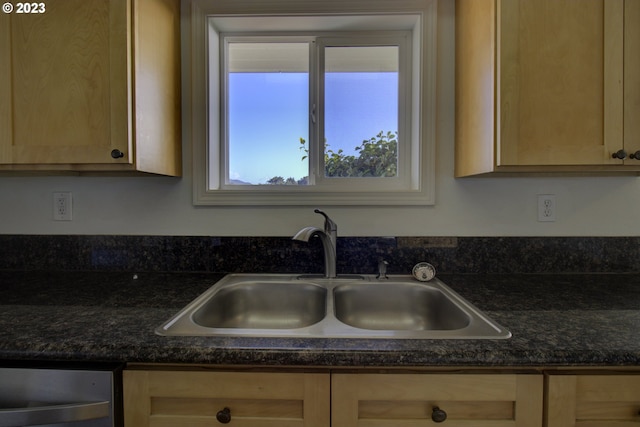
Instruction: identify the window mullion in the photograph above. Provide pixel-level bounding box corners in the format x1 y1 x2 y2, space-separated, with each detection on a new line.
309 38 323 185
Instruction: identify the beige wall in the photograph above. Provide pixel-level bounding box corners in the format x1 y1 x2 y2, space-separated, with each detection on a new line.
0 0 638 237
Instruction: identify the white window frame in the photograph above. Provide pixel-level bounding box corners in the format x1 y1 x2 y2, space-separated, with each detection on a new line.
221 34 316 188
188 0 437 206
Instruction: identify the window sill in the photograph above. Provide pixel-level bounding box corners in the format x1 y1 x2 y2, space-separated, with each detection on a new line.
193 187 434 206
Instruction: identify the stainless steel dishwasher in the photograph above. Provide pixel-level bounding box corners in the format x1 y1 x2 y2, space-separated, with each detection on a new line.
0 364 122 427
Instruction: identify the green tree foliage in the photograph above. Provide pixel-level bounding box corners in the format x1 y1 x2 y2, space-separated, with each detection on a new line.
325 130 397 178
268 131 397 184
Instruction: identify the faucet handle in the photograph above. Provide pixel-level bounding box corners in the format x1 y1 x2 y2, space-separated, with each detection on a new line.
377 260 389 279
314 209 337 232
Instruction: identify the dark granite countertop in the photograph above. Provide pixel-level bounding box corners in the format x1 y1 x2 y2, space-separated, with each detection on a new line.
1 271 640 368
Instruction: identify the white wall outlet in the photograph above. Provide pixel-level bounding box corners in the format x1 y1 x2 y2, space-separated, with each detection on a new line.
53 192 73 221
537 194 556 222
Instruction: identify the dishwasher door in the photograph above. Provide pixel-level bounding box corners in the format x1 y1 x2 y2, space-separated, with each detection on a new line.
0 366 120 427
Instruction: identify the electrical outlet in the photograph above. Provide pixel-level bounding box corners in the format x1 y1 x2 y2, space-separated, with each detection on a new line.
53 192 73 221
537 194 556 222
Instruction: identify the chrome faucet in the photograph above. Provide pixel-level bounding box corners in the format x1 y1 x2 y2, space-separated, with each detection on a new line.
292 209 337 278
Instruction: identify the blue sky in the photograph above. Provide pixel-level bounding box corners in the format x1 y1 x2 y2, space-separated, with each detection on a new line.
228 72 397 184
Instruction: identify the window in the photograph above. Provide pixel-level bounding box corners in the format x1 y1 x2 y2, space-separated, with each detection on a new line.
226 39 311 186
190 1 437 205
225 36 404 188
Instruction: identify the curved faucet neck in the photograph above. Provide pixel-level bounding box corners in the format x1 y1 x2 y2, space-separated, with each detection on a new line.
317 232 336 279
292 210 339 278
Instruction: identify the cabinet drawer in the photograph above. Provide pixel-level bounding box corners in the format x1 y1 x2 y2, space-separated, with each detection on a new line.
124 370 330 427
332 373 542 427
547 374 640 427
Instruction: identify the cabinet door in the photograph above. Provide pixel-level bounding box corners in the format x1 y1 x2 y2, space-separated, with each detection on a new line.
499 0 624 166
132 0 181 176
332 373 543 427
547 374 640 426
0 0 130 165
123 370 330 427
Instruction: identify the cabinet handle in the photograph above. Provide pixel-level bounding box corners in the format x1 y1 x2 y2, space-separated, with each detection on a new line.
630 151 640 160
216 407 231 424
110 149 125 159
431 406 447 423
612 149 627 159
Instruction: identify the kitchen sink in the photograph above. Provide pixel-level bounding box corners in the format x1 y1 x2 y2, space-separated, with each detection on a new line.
192 281 326 329
333 283 471 331
156 274 511 339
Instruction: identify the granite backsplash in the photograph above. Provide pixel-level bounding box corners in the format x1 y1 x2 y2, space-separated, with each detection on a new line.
0 235 639 274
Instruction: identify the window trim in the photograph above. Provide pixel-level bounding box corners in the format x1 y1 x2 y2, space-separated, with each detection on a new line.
189 0 437 205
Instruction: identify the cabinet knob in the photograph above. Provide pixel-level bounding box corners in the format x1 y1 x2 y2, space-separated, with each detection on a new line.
630 151 640 160
431 406 447 423
216 407 231 424
612 149 627 159
110 149 125 159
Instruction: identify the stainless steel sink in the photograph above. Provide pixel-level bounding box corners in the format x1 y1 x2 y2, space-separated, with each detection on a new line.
156 274 511 339
192 281 326 329
333 283 471 331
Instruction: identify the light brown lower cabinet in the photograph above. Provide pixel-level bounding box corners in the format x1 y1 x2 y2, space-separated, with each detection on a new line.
123 370 330 427
546 374 640 427
332 373 542 427
124 369 640 427
124 370 544 427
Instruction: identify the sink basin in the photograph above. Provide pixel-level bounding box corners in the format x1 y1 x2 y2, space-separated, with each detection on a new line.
192 281 326 329
156 274 511 339
334 283 471 331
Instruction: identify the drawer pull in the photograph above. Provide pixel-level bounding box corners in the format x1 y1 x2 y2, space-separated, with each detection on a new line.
431 406 447 423
216 407 231 424
612 149 627 159
630 151 640 160
110 149 125 159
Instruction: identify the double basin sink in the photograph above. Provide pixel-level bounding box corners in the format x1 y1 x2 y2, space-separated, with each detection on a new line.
157 274 511 339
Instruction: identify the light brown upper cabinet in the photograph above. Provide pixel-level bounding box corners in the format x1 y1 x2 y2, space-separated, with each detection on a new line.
0 0 181 175
455 0 640 176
